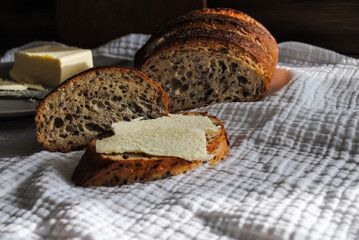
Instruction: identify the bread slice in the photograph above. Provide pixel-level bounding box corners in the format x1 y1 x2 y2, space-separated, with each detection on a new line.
35 67 169 152
134 8 278 112
71 112 229 187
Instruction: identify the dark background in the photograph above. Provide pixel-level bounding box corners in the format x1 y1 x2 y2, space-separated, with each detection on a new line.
1 0 359 57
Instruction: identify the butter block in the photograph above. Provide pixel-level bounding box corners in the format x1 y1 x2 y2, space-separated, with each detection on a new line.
96 115 218 161
9 45 93 88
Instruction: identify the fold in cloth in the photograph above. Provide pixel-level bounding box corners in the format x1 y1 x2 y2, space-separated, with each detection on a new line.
0 34 358 240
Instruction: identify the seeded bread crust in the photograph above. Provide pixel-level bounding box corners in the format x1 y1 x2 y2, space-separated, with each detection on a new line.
71 112 229 187
186 8 270 33
35 67 169 152
134 8 278 112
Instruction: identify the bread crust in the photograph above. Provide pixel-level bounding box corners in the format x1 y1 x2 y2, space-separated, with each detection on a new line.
35 66 170 152
186 8 270 33
189 8 277 63
135 13 277 69
71 112 230 187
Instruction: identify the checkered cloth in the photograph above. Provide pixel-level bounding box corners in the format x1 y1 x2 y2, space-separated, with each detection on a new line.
0 34 359 240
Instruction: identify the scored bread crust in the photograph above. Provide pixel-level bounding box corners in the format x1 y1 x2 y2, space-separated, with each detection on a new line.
186 8 270 34
71 112 230 187
135 12 277 69
35 66 169 152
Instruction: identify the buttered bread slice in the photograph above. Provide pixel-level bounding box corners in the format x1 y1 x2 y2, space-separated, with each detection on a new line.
71 112 229 187
35 67 169 152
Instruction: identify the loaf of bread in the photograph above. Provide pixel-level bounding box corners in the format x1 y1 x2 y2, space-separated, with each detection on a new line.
134 8 278 112
35 67 169 152
71 112 229 186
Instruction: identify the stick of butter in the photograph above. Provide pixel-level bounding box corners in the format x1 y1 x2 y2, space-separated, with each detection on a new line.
9 45 93 88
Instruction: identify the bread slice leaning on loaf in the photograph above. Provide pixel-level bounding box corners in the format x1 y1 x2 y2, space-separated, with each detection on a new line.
135 8 278 112
35 67 169 152
71 112 229 187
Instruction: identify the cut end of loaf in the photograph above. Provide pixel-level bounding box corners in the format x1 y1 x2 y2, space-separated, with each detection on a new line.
35 67 169 152
141 41 269 112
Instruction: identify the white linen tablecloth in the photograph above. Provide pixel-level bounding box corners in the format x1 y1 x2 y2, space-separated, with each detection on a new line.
0 34 359 240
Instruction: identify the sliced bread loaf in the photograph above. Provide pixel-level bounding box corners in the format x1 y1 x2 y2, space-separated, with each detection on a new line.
134 8 278 112
71 112 229 187
35 67 169 152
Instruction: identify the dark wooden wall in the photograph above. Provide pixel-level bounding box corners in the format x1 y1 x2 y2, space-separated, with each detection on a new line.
56 0 206 48
0 1 59 51
208 0 359 57
1 0 359 57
